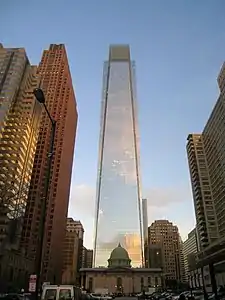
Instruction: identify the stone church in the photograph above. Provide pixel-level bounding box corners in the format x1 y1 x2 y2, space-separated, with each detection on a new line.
80 243 162 294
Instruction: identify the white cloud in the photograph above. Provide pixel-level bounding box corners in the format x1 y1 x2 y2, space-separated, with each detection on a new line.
69 184 96 217
68 184 96 248
68 183 195 248
144 185 190 207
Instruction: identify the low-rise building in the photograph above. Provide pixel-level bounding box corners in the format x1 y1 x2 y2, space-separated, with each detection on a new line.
80 243 162 294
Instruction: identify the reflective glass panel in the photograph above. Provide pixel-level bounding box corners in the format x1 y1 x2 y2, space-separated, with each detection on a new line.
94 48 143 267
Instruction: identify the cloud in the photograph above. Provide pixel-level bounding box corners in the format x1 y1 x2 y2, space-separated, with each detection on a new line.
68 183 194 247
143 185 190 207
69 183 191 215
69 184 96 218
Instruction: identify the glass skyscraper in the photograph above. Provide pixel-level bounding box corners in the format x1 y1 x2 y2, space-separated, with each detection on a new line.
93 45 143 267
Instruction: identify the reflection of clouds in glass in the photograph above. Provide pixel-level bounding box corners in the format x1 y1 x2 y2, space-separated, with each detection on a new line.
123 233 142 266
94 59 142 268
104 102 138 184
97 232 142 267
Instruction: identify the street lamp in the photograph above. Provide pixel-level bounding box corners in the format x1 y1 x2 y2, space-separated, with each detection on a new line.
33 88 56 298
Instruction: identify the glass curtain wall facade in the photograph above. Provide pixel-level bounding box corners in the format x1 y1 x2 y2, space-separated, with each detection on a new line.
93 45 143 267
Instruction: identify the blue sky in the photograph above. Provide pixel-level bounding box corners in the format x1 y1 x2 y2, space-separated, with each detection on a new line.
1 0 225 248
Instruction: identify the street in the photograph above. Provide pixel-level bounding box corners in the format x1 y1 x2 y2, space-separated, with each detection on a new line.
114 298 137 300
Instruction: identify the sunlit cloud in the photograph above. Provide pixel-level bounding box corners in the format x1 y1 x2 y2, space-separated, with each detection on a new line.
68 183 195 248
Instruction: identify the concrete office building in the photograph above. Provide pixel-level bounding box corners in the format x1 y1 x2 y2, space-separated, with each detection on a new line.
186 63 225 288
186 134 218 250
0 44 42 291
142 198 148 243
69 219 84 275
62 218 87 284
62 219 79 285
0 45 41 247
148 220 183 282
204 62 225 239
82 247 93 268
21 44 78 283
147 244 163 269
183 228 198 282
142 198 148 267
179 235 186 283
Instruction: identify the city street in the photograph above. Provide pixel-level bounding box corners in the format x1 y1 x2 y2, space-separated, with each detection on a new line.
114 298 137 300
1 1 225 293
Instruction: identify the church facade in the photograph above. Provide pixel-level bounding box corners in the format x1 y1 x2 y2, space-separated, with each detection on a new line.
80 244 162 294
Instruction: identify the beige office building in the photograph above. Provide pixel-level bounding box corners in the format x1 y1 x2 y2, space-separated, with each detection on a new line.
203 63 225 239
82 247 93 268
62 219 80 284
183 228 198 282
179 235 186 283
186 134 219 250
0 44 41 247
70 220 84 274
62 218 85 285
148 220 183 282
0 44 41 289
186 62 225 288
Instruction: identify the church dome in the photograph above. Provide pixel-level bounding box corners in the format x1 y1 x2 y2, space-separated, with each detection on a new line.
108 243 131 268
110 243 130 260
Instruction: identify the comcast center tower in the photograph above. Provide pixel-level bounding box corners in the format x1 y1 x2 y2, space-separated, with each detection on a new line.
93 45 143 267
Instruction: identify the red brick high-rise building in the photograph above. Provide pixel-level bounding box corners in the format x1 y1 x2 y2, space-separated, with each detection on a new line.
21 44 77 283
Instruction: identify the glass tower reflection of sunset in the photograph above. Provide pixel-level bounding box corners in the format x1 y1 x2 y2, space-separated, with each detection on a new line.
93 45 143 267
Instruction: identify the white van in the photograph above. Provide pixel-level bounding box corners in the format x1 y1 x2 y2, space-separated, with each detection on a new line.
41 285 82 300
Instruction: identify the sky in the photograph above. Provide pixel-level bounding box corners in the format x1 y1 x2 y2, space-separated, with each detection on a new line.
1 0 225 249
